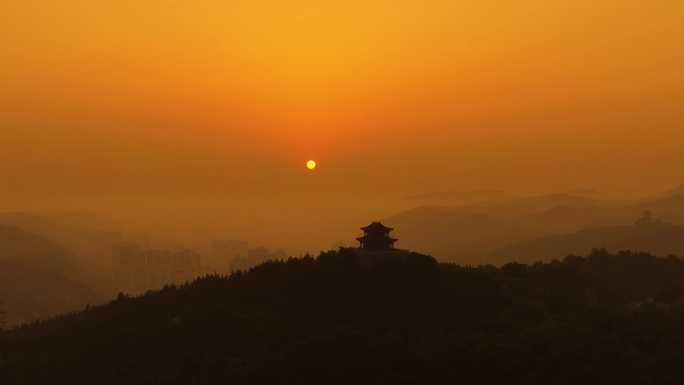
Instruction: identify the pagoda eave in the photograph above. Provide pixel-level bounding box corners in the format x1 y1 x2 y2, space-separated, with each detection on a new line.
356 236 398 243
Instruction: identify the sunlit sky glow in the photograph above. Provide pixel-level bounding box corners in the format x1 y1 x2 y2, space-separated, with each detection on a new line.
1 0 683 250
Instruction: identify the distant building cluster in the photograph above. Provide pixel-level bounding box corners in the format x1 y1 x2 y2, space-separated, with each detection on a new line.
113 244 207 294
111 239 290 294
230 247 288 272
210 240 288 273
110 222 408 294
210 239 249 273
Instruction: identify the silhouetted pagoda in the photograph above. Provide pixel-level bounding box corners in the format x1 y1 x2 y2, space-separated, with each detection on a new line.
356 221 397 251
352 221 410 265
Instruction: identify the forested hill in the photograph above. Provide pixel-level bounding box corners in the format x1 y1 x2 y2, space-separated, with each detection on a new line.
4 249 684 384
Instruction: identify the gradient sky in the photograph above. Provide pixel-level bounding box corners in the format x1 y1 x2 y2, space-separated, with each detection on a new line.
1 0 683 251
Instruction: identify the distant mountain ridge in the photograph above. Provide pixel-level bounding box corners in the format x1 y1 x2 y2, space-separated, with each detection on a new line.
663 184 684 196
0 259 105 326
0 223 108 326
0 210 127 273
0 223 76 275
404 190 516 202
384 192 684 261
0 211 126 305
465 220 684 266
30 209 126 233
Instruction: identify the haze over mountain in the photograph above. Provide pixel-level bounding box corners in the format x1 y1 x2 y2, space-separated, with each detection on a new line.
385 192 684 261
4 188 684 328
0 223 76 276
0 222 112 326
0 211 125 268
664 184 684 197
467 219 684 266
0 211 138 295
403 190 516 203
0 260 105 326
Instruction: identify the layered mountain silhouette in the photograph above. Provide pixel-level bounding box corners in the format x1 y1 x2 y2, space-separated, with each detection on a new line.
385 192 684 262
403 190 516 203
4 189 684 329
0 212 129 325
0 259 105 326
468 220 684 266
0 223 76 275
663 184 684 196
0 210 126 270
0 223 110 326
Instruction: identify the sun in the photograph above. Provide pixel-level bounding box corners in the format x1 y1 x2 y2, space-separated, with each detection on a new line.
306 160 316 170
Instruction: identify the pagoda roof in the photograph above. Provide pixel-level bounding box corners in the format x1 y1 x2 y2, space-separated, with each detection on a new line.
360 221 394 232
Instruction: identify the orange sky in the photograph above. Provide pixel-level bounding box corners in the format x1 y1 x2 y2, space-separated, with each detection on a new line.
1 0 684 250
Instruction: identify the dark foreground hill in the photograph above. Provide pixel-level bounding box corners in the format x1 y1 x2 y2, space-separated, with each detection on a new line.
3 249 684 384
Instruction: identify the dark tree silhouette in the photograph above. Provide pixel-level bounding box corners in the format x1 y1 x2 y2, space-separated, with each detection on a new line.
3 250 684 384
